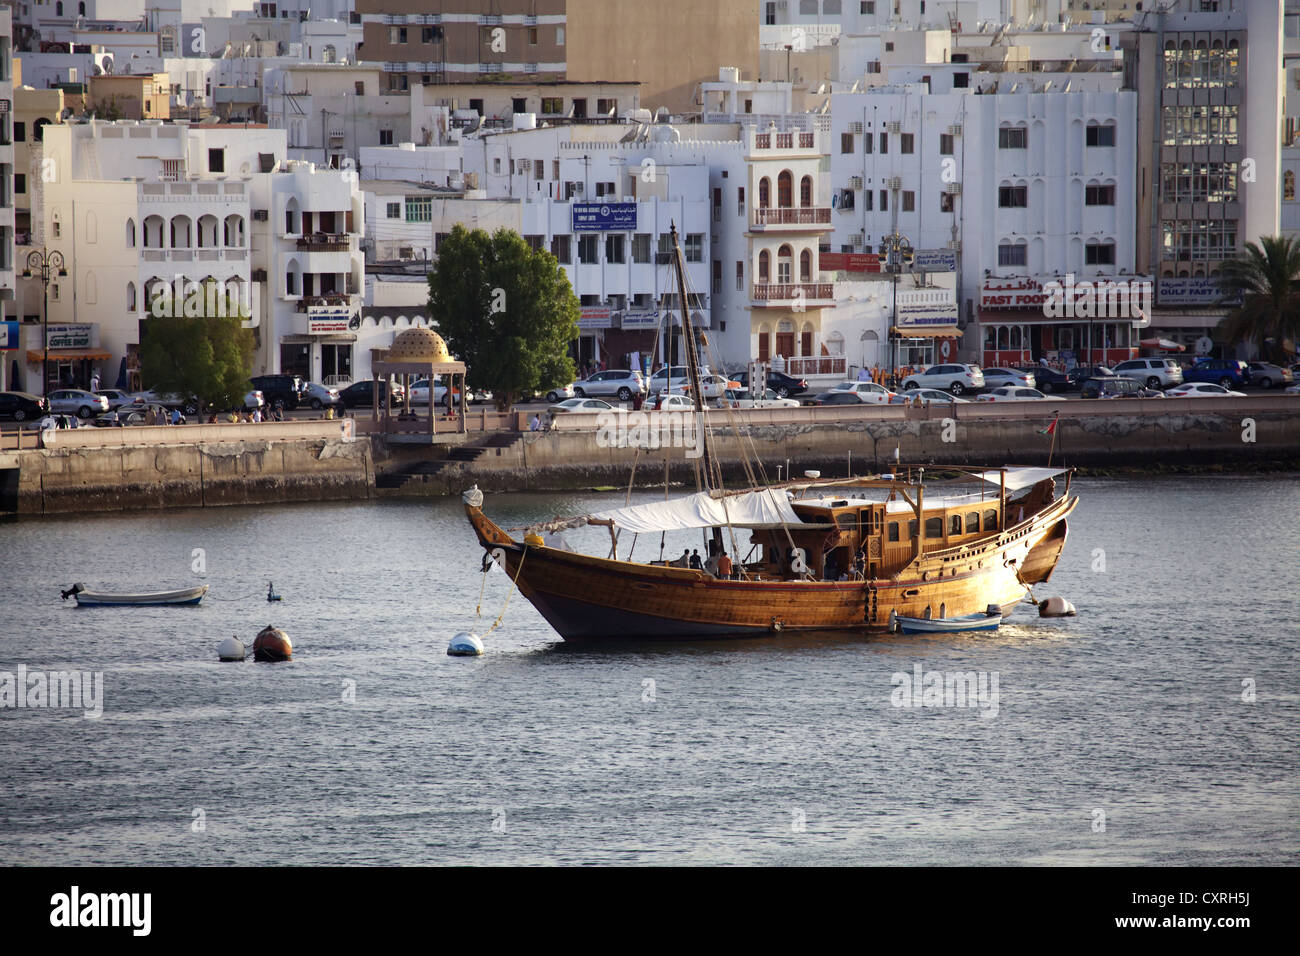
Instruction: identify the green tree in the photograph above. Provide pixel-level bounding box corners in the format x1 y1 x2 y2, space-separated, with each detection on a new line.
1217 236 1300 362
427 225 579 409
139 282 255 413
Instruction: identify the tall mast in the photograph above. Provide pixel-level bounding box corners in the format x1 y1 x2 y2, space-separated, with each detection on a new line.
670 223 716 490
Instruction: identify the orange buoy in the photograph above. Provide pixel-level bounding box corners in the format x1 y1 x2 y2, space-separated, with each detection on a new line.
253 625 292 662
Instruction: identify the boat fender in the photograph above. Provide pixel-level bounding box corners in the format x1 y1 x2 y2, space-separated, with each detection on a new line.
770 617 784 632
1038 596 1076 618
60 583 85 601
888 609 898 634
218 636 246 662
524 533 544 548
448 631 484 656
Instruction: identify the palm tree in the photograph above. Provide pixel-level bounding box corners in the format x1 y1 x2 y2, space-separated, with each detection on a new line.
1216 236 1300 363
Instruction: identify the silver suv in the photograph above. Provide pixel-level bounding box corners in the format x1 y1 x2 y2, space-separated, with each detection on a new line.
900 363 986 396
572 369 647 401
1111 358 1184 389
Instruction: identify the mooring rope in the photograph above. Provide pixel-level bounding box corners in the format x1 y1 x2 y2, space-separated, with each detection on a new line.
482 546 528 637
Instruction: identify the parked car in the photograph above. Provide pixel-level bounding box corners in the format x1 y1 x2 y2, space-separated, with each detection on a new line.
887 388 971 405
301 381 343 410
94 388 138 411
1066 365 1114 389
339 380 403 409
825 381 895 404
572 369 647 401
716 387 801 409
1016 366 1070 393
0 391 49 421
48 388 109 419
250 374 306 410
1165 382 1246 398
647 365 693 396
407 378 464 407
975 386 1053 403
548 397 615 416
734 370 810 399
979 367 1037 391
666 372 743 401
1079 376 1165 399
543 383 575 404
1181 358 1250 389
1245 362 1294 389
899 364 985 396
1111 358 1184 389
808 391 873 406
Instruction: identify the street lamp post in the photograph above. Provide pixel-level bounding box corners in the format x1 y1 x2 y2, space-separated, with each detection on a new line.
878 231 913 384
22 248 67 399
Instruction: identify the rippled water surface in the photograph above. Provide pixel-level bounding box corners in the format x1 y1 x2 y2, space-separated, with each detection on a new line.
1 476 1297 865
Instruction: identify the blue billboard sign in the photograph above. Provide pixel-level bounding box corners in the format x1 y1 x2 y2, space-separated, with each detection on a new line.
0 321 18 350
572 202 637 232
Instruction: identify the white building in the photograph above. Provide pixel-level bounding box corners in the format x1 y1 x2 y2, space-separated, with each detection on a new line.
23 118 373 394
0 6 15 392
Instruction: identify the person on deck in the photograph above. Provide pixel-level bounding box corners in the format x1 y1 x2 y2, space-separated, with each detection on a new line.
717 552 733 580
673 549 691 568
688 550 703 570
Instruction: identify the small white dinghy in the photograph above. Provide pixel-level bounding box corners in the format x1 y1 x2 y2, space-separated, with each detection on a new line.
61 583 209 607
890 608 1002 635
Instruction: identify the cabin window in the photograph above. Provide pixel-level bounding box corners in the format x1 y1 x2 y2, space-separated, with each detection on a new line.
925 517 943 538
965 512 979 533
949 514 962 535
836 513 856 529
908 520 918 539
984 509 998 530
888 522 900 542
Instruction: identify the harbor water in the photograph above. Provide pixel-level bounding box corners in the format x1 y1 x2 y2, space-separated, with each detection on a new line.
0 476 1296 865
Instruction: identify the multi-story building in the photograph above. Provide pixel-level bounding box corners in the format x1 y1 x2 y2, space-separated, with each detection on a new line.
1122 0 1284 354
263 62 410 167
22 118 372 394
829 85 1142 368
355 0 757 115
0 6 15 390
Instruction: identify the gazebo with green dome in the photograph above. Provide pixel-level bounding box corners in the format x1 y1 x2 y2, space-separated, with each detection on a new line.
369 327 468 443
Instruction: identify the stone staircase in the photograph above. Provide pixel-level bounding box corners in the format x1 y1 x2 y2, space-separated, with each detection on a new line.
375 431 523 489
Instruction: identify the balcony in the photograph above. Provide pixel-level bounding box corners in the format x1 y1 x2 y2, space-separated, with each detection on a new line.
751 206 832 230
751 282 835 306
296 294 355 312
786 356 847 377
297 233 351 251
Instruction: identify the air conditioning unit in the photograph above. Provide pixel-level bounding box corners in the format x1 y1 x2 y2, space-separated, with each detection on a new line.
518 158 532 170
849 175 864 189
854 230 867 248
885 176 902 189
945 182 962 195
947 124 963 136
849 122 864 134
946 239 961 251
885 121 901 134
253 209 269 221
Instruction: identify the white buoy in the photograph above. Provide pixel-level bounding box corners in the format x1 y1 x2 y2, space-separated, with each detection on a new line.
218 636 246 662
448 631 484 656
1038 596 1077 618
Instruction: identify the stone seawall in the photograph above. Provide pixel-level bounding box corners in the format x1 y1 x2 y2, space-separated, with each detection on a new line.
380 397 1300 497
10 432 373 515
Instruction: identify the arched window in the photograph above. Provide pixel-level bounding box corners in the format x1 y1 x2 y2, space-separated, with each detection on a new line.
799 175 812 207
1285 171 1295 202
777 244 793 283
78 1 85 14
997 326 1009 350
125 218 136 247
800 321 814 356
758 249 770 282
127 283 137 311
777 170 793 208
758 177 771 209
56 1 63 15
799 248 812 282
170 215 192 249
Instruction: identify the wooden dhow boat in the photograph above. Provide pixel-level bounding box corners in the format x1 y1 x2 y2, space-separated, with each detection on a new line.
464 225 1076 641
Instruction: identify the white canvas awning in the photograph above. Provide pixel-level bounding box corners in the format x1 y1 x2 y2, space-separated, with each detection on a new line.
968 467 1068 492
589 489 802 533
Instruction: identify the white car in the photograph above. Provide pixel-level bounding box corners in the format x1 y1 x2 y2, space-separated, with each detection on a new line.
900 364 985 396
887 388 971 405
301 381 342 409
653 393 697 411
1165 383 1246 398
976 386 1053 403
826 381 895 404
548 397 614 416
543 383 575 403
1112 357 1184 389
94 388 137 411
408 378 465 407
48 389 110 418
716 387 800 409
979 367 1036 390
1285 384 1300 395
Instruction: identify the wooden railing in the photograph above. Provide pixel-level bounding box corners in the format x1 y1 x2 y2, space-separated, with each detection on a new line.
786 356 847 376
752 282 835 301
753 206 832 226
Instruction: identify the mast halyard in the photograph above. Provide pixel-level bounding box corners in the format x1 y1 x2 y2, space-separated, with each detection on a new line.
669 223 716 492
